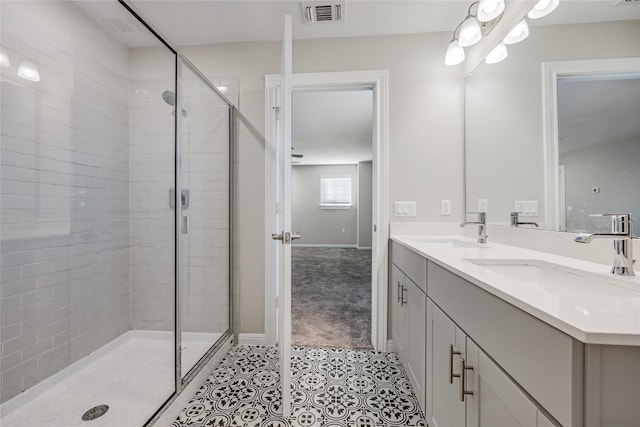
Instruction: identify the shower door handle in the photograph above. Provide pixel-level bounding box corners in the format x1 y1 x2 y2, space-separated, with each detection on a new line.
181 215 189 234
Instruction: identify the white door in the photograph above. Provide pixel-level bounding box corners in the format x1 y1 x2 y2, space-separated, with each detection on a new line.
271 14 294 417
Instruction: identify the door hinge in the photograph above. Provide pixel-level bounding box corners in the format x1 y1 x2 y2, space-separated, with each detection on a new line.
273 106 280 120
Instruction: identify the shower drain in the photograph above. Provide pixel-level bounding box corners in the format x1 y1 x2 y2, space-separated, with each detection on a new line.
82 405 109 421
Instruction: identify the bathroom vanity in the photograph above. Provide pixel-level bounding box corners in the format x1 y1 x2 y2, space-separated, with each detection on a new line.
389 236 640 427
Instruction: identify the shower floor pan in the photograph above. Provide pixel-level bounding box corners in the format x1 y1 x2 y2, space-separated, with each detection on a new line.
0 330 220 427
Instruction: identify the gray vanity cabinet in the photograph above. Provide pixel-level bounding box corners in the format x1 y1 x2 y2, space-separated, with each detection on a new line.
429 301 467 427
429 301 556 427
390 244 427 413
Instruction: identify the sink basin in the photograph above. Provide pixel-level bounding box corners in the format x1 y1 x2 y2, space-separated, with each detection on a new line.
465 258 639 294
411 238 481 249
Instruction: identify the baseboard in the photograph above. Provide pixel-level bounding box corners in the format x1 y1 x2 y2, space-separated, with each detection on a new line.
292 244 357 248
387 339 396 353
357 246 372 250
237 333 266 346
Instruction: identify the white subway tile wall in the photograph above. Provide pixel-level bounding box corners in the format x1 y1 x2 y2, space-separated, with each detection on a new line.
128 48 177 332
179 71 230 341
1 2 131 402
1 1 231 406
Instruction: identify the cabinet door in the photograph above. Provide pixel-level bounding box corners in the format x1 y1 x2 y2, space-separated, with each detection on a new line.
391 264 406 359
466 339 537 427
431 304 466 427
405 279 426 411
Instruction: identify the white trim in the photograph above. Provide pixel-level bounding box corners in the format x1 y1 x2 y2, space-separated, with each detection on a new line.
237 333 266 346
356 162 361 249
387 340 396 353
264 75 279 347
542 57 640 232
357 246 372 251
292 244 357 248
558 164 566 232
265 70 389 352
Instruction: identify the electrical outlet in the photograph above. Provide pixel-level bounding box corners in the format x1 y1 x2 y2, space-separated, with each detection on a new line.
477 199 488 213
440 199 451 216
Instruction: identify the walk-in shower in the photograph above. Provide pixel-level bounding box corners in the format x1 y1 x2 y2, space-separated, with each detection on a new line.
0 1 234 426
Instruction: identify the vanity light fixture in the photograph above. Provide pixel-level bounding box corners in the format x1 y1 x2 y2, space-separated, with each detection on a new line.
445 39 466 66
477 0 505 22
527 0 559 19
503 18 529 44
0 50 10 67
444 1 505 65
17 60 40 82
485 42 508 64
459 15 482 47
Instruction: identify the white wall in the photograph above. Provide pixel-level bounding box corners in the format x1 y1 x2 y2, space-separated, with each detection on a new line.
358 161 372 249
292 164 358 246
561 138 640 234
1 1 130 402
180 30 465 334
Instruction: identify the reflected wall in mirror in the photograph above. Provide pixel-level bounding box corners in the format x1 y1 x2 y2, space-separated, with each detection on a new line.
465 0 640 235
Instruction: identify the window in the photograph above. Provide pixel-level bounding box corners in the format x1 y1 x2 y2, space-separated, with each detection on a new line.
320 176 352 208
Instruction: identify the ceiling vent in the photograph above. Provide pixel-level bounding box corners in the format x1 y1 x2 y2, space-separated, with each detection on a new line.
615 0 640 5
300 1 346 24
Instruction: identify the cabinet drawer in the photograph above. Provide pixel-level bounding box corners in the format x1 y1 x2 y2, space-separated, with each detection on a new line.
428 261 583 427
391 241 427 293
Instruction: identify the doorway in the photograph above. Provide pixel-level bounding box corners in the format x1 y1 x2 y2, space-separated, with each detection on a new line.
290 89 374 348
264 70 389 351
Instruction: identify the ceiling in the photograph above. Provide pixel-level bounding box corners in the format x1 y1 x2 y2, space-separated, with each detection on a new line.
292 89 373 165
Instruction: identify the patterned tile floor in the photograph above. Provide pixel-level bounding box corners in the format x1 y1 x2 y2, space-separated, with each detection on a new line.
173 345 426 427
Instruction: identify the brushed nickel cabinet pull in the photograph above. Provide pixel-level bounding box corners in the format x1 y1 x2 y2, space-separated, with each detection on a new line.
401 285 407 306
397 281 402 303
460 357 474 401
449 344 461 384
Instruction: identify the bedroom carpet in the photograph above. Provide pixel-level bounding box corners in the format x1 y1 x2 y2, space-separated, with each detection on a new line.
291 247 372 349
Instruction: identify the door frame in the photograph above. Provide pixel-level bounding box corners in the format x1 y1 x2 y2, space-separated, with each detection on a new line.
264 70 389 351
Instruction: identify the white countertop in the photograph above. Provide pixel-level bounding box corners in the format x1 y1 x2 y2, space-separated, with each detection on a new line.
391 234 640 346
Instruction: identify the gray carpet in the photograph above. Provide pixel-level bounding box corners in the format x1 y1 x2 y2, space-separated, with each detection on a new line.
292 247 372 349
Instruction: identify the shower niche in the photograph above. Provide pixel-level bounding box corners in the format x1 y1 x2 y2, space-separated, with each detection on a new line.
0 1 234 425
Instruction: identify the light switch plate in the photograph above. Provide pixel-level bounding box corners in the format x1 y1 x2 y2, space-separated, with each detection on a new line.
440 199 451 216
394 201 416 217
514 200 539 217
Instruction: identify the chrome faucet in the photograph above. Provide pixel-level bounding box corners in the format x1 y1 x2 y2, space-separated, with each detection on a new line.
460 211 487 244
510 211 539 228
575 213 635 276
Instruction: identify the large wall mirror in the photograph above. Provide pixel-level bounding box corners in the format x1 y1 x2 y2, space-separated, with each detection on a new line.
465 1 640 235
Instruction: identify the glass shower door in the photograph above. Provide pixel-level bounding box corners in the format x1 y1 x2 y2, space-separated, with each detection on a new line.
177 61 231 378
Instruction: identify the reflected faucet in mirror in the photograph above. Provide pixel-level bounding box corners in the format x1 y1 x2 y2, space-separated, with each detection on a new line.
510 212 539 228
461 211 488 244
575 213 635 276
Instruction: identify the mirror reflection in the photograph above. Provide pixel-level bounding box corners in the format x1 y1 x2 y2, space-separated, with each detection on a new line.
464 1 640 235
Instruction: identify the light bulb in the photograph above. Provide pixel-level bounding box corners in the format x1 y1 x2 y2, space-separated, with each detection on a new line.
477 0 505 22
504 19 529 45
445 40 465 66
0 51 10 67
17 60 40 82
485 43 508 64
458 16 482 47
528 0 559 19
